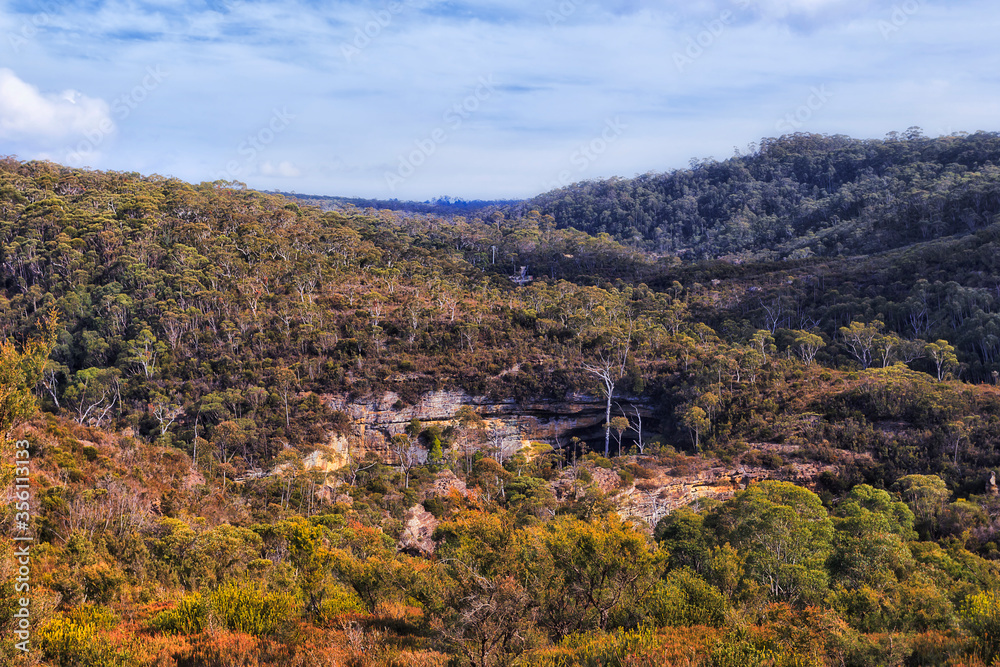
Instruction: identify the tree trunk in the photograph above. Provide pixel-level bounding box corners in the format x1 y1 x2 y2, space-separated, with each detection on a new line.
603 394 612 457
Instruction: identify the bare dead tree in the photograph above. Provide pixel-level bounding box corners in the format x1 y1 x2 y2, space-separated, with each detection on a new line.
346 450 379 487
583 329 631 458
618 403 645 454
391 433 424 489
759 297 784 334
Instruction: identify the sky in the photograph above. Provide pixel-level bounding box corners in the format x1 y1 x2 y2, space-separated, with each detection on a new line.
0 0 998 201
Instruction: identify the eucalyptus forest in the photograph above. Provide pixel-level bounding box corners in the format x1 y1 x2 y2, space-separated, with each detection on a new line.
6 131 1000 666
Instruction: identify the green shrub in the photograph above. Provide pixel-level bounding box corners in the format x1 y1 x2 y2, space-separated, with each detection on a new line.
64 603 119 629
650 568 727 627
248 558 273 574
708 629 778 667
961 590 1000 663
152 593 208 635
316 584 366 624
38 609 139 667
538 626 662 667
209 582 297 637
584 453 612 469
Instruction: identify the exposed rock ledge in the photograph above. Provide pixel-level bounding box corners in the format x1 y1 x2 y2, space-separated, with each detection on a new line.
554 444 871 530
320 389 654 464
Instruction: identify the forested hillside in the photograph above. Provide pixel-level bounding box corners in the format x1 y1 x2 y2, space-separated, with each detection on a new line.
521 130 1000 260
6 150 1000 666
0 157 655 465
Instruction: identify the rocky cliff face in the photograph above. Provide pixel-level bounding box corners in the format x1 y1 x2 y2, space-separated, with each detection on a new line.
294 393 865 543
320 389 656 464
389 444 867 552
561 443 871 530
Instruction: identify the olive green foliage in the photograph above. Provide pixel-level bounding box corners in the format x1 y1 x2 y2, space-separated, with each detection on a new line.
518 514 664 637
314 584 366 623
422 511 538 667
152 593 208 635
519 626 674 667
712 481 834 603
149 518 263 588
895 474 951 539
0 313 56 441
417 512 663 666
525 132 1000 260
961 590 1000 663
153 583 296 638
208 582 297 637
649 568 728 627
0 158 655 467
655 507 711 572
38 605 137 667
829 485 916 590
707 629 781 667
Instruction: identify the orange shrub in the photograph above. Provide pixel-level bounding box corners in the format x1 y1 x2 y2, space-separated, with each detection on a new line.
174 630 262 667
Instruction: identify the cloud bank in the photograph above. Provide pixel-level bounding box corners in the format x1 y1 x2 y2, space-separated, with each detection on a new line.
0 68 113 142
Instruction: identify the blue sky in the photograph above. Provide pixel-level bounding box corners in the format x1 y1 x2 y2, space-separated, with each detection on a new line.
0 0 998 200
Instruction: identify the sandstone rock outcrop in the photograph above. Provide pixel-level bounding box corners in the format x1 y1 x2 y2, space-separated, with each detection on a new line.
399 504 440 555
322 389 655 462
425 469 470 499
552 443 871 530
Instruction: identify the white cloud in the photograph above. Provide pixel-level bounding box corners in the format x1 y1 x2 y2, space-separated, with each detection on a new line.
259 160 301 178
755 0 866 14
0 68 114 142
667 0 899 29
752 0 892 24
